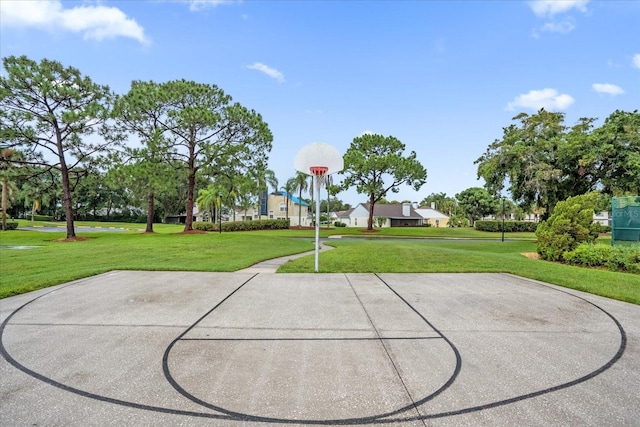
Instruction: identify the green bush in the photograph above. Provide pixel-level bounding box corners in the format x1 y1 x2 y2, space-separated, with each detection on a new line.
334 221 347 227
3 222 18 230
194 219 290 232
593 223 611 233
474 220 538 232
193 221 217 231
563 243 640 273
536 193 601 261
449 214 469 228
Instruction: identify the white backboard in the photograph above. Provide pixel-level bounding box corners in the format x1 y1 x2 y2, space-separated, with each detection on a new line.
294 142 344 176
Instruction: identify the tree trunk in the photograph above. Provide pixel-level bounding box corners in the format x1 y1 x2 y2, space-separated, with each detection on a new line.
367 194 375 230
60 163 76 238
1 179 7 231
184 146 196 231
145 191 154 233
298 188 303 228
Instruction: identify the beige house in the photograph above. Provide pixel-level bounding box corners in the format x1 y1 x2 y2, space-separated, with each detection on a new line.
238 191 310 227
414 207 450 227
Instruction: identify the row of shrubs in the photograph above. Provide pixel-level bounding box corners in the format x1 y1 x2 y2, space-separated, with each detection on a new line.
474 220 539 233
563 243 640 273
193 219 290 232
333 221 347 227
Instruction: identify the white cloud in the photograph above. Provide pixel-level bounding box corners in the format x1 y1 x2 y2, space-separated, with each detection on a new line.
188 0 235 11
633 54 640 69
592 83 625 96
528 0 589 18
246 63 285 83
507 88 575 111
540 18 575 34
0 0 148 44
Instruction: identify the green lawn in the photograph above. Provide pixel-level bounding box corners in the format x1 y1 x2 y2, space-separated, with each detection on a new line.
1 221 636 304
0 228 314 298
279 239 640 305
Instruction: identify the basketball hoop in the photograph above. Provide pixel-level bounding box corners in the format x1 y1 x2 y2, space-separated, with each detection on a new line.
309 166 329 177
294 142 344 273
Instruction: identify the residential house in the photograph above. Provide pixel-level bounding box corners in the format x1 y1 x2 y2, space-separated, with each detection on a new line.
337 203 423 227
238 191 310 227
414 206 450 227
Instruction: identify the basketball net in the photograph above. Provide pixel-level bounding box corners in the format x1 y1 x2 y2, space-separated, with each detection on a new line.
309 166 328 177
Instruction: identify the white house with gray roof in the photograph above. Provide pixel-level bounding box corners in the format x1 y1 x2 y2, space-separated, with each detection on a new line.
337 203 423 227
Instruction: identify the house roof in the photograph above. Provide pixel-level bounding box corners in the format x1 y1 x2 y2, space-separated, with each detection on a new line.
335 207 355 218
415 207 449 219
361 203 423 219
275 191 310 207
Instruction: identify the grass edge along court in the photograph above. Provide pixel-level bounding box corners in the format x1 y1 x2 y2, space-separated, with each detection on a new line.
1 223 638 304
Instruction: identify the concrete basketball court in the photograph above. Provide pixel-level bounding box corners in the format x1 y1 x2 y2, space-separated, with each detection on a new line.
1 271 639 426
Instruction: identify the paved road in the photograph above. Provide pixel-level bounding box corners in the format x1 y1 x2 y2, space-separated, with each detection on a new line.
1 272 638 426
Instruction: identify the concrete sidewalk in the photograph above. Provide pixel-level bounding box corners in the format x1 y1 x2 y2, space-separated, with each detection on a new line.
1 272 638 426
236 242 333 273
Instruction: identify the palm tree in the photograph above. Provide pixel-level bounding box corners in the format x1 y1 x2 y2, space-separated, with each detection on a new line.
290 171 309 228
281 179 296 220
252 166 278 220
196 185 219 223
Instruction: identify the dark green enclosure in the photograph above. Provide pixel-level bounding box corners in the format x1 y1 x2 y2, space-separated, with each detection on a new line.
611 196 640 245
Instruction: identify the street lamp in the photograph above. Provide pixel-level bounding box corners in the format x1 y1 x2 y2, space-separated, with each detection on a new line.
218 193 222 234
501 197 505 242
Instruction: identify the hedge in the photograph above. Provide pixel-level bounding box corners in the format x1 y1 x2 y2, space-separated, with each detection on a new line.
193 218 290 232
563 243 640 274
474 220 538 233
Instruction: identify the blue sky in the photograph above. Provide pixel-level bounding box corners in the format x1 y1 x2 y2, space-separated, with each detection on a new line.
1 0 639 206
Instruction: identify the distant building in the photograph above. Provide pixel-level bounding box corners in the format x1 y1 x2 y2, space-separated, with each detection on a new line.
337 203 423 227
235 191 310 227
414 207 450 227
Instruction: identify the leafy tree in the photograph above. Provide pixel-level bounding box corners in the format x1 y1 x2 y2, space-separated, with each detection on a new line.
113 80 181 232
584 110 640 195
475 110 568 219
158 80 272 232
0 56 115 238
113 80 272 231
455 187 498 226
289 172 309 228
420 192 457 215
340 133 427 230
536 192 601 261
475 109 640 219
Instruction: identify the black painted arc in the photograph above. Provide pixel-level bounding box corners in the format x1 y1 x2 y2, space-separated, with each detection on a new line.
0 274 628 425
162 274 462 424
0 284 235 422
373 273 463 411
373 274 628 422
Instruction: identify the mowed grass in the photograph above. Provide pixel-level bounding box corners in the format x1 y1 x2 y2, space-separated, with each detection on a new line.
0 229 315 298
279 239 640 305
2 222 636 304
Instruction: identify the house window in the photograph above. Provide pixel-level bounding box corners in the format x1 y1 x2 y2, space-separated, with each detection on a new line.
355 218 357 226
269 210 274 219
279 203 286 212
